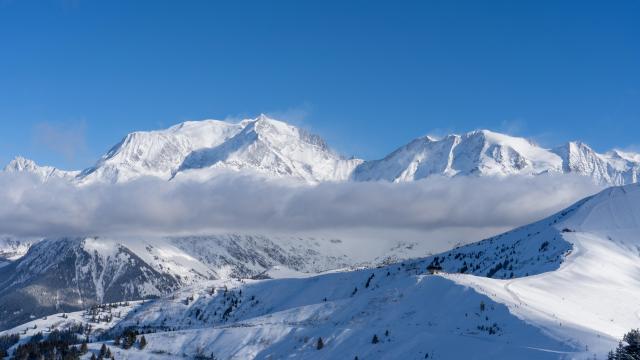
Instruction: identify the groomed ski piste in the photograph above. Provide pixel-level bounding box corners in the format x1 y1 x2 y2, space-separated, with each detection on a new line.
2 183 639 359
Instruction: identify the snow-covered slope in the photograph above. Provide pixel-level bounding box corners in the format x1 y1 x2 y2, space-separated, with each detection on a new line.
353 130 563 181
0 270 575 359
354 130 640 185
133 182 640 359
78 120 244 183
176 115 362 182
0 237 180 331
0 234 358 331
75 115 361 184
3 156 80 181
553 142 640 185
4 184 639 359
412 183 640 357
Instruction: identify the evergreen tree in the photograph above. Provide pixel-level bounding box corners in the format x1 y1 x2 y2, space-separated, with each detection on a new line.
615 342 626 359
623 329 640 355
121 330 136 349
139 335 147 349
316 337 324 350
608 329 640 359
80 340 88 354
90 354 97 360
100 343 107 357
372 334 379 344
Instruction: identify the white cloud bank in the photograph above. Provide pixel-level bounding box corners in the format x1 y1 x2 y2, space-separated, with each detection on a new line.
0 172 602 250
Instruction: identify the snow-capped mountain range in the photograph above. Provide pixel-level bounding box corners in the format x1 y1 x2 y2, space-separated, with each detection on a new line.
75 114 362 184
3 115 639 185
2 182 639 359
1 115 640 358
0 232 379 331
353 130 640 184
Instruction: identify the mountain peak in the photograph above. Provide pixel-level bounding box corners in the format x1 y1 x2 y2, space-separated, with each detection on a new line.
78 119 245 183
255 113 271 122
176 115 360 182
4 156 38 172
353 129 564 181
3 156 79 181
6 119 639 186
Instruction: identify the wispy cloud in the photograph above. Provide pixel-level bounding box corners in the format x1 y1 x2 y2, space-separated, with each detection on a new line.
265 102 313 127
31 120 89 166
497 118 527 136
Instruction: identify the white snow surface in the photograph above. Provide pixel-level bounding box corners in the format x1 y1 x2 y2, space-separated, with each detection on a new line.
176 114 363 183
353 130 640 185
4 117 639 185
3 183 640 359
78 119 244 183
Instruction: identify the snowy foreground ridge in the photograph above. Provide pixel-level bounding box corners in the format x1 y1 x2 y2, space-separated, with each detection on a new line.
2 183 639 359
3 115 640 185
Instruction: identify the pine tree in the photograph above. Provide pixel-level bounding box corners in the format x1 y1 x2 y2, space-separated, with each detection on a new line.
90 354 97 360
106 347 112 358
608 329 640 359
139 335 147 349
372 334 379 344
623 329 640 355
615 341 626 359
316 337 324 350
80 340 89 354
100 343 107 357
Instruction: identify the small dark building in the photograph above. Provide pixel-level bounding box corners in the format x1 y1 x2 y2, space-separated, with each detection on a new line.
427 264 443 274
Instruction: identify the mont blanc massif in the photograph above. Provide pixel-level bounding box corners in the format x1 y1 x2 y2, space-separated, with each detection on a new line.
1 115 640 359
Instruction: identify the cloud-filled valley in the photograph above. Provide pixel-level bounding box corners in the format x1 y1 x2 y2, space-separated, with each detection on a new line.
0 171 601 246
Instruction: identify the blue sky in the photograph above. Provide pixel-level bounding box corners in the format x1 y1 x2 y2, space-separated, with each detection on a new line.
0 0 638 170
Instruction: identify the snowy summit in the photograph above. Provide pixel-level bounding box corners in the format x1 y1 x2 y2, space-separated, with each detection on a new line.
3 117 640 186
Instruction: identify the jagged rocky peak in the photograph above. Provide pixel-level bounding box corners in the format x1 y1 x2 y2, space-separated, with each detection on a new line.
3 156 80 181
552 141 640 185
4 156 38 172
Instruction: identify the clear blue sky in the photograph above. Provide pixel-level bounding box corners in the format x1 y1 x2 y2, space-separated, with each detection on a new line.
1 0 638 170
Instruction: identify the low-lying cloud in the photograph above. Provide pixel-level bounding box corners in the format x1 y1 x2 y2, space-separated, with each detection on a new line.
0 172 602 248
